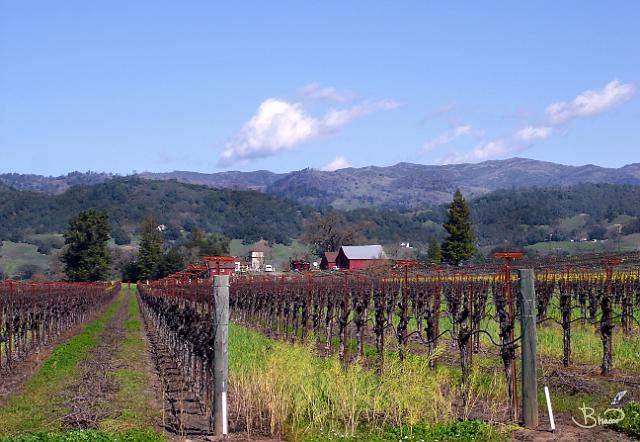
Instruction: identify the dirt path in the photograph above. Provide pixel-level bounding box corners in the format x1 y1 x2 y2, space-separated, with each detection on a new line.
61 287 130 428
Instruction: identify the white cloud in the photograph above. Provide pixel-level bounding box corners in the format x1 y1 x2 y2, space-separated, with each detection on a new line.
545 80 635 124
422 125 482 152
516 125 553 142
322 155 351 171
219 99 318 166
437 140 515 164
322 100 399 129
435 80 635 164
300 82 356 102
219 98 398 166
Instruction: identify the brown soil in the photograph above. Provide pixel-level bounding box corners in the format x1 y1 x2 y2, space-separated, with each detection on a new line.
511 415 633 441
61 289 130 428
142 308 212 439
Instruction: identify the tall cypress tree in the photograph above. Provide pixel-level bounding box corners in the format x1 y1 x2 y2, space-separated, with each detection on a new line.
61 209 112 281
137 214 163 281
427 237 442 265
442 190 476 265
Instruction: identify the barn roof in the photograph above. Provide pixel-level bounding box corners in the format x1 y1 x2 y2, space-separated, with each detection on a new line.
340 245 388 260
323 252 338 262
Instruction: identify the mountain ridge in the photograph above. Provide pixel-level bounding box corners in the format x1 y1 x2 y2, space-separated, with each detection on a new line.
2 158 640 208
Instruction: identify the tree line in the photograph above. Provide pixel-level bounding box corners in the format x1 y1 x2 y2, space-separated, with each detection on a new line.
60 209 229 282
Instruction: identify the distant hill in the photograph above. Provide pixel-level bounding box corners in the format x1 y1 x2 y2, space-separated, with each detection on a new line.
1 177 640 253
0 178 308 245
264 158 640 209
138 169 284 191
0 171 114 194
3 158 640 209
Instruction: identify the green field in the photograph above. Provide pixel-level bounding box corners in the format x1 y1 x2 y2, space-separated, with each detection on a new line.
525 234 640 256
230 238 311 269
0 241 52 278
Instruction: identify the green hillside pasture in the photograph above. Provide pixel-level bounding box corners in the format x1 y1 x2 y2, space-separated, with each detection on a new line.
0 241 52 278
525 234 640 256
556 214 588 236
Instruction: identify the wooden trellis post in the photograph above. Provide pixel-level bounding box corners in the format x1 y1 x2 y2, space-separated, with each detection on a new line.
213 275 229 436
519 269 538 428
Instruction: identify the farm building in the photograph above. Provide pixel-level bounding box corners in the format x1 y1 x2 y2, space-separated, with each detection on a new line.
214 261 235 275
204 256 236 275
320 251 338 270
250 250 265 271
335 245 389 270
290 259 311 272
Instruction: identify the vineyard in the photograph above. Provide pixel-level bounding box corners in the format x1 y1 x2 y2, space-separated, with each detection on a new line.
0 281 117 371
2 253 640 441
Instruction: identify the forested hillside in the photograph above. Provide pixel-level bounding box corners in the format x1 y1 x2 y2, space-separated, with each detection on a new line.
1 179 639 251
0 178 307 244
4 158 640 208
471 183 640 246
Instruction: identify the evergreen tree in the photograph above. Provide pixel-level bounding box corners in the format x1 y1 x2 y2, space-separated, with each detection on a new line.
442 190 476 265
137 214 163 281
157 249 185 279
186 229 229 258
61 209 112 281
427 237 442 265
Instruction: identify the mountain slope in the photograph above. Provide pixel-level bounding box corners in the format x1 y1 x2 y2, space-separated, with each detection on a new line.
138 169 284 191
0 179 307 244
265 158 640 208
3 158 640 209
0 171 114 194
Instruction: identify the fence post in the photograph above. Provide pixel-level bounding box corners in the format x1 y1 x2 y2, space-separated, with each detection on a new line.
213 275 229 436
518 269 538 428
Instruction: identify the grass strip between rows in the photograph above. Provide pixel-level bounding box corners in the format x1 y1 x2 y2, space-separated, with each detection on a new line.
0 290 123 436
99 284 160 433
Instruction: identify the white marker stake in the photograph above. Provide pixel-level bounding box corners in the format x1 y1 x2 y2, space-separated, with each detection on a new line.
222 390 228 435
544 386 556 432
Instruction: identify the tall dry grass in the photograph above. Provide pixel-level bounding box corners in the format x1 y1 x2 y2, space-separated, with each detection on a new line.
228 325 453 439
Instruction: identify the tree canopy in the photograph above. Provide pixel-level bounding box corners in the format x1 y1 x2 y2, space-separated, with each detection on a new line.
301 212 364 257
61 209 112 281
137 214 164 281
442 190 476 266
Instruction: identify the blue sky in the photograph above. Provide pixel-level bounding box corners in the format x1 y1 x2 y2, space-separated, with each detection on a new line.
1 1 639 176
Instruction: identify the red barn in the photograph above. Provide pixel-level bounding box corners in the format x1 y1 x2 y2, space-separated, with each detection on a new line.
290 259 311 272
204 256 236 275
320 251 338 270
335 245 389 270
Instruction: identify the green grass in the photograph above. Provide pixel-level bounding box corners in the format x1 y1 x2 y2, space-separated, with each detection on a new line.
557 214 588 236
0 285 163 441
0 429 164 442
525 240 604 255
612 401 640 438
229 324 484 440
229 238 311 270
100 285 160 433
0 241 52 277
302 421 502 442
0 293 122 434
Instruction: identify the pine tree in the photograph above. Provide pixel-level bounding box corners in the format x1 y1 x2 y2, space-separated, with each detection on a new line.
427 237 442 265
61 209 112 281
442 190 476 265
137 214 163 281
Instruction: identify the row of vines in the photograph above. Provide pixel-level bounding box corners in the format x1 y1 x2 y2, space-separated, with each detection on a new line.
0 281 118 371
130 256 640 425
229 266 640 420
137 278 219 433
